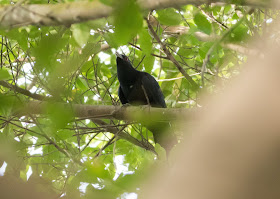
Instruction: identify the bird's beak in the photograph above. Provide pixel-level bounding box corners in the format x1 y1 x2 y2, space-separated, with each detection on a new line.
115 52 122 59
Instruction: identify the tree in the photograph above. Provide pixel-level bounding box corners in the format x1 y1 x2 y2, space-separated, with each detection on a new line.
0 0 278 198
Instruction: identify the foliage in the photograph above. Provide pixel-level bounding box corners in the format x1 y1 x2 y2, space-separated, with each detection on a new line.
0 0 278 198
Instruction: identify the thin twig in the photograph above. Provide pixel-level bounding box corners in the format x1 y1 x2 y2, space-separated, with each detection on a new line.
146 17 199 90
201 9 251 86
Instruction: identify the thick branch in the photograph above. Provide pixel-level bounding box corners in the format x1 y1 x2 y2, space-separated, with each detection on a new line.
0 0 273 28
0 79 175 152
16 101 195 122
15 101 194 152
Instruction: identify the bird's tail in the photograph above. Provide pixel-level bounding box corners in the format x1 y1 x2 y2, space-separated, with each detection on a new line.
146 121 177 156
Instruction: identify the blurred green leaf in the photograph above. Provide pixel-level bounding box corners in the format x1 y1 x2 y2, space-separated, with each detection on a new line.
99 0 113 6
43 145 61 163
0 68 11 80
157 8 181 26
32 33 68 71
71 23 91 47
104 32 119 48
76 77 88 90
228 24 249 42
113 0 143 45
0 94 19 115
194 13 212 35
155 143 166 161
5 29 28 51
143 54 154 74
139 29 152 54
224 5 232 14
88 18 107 30
46 103 74 129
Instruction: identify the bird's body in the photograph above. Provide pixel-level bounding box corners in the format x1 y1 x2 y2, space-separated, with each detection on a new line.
116 52 177 153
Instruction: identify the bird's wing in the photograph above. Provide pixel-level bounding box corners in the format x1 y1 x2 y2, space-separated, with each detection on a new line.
141 73 166 108
118 86 129 104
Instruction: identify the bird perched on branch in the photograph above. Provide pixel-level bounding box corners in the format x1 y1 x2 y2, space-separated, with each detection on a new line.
116 52 177 154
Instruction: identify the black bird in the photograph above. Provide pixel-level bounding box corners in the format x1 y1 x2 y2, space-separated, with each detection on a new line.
116 52 177 153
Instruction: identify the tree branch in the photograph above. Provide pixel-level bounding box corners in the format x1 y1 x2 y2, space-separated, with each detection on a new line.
146 17 199 90
201 10 250 86
148 15 261 56
0 80 53 101
91 118 156 154
0 0 273 28
15 101 192 153
0 79 168 152
16 101 195 122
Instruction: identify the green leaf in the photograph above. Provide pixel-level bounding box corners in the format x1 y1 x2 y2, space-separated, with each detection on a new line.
139 29 152 54
155 143 166 161
113 0 143 45
76 77 88 90
194 13 212 35
177 48 193 58
157 8 181 26
88 18 107 30
228 24 249 42
71 23 90 47
212 6 221 16
199 42 213 59
0 94 19 115
81 61 94 73
103 32 119 48
20 165 30 181
43 145 60 162
57 129 74 140
46 103 74 129
0 68 11 80
232 13 239 20
224 5 232 14
32 34 67 72
143 54 154 74
5 29 28 51
184 59 195 68
99 0 113 6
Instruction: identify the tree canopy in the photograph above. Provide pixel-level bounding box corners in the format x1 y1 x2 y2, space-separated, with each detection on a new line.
0 0 278 198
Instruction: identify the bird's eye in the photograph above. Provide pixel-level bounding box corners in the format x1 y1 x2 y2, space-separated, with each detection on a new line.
124 56 128 61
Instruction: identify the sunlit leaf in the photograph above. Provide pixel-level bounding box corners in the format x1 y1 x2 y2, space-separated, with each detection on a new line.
139 29 152 54
194 13 212 35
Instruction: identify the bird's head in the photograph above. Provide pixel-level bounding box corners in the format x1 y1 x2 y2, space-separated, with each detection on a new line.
116 52 132 65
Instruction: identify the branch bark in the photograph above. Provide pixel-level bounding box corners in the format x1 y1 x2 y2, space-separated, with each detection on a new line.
16 100 195 122
0 0 273 28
